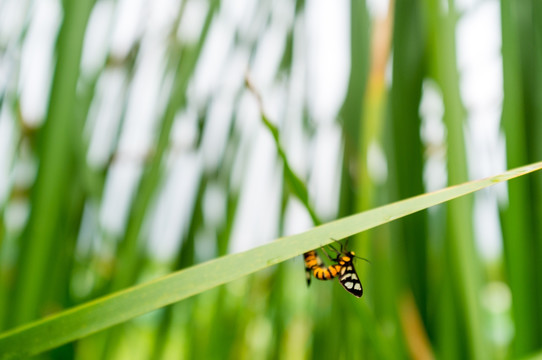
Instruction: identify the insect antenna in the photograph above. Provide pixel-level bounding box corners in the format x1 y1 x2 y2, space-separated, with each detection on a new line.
328 237 371 264
352 254 371 264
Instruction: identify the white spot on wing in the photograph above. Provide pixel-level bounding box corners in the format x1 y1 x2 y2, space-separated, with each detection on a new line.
354 283 362 291
345 282 353 289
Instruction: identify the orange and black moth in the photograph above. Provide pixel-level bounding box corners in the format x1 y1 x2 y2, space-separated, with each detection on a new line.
303 249 363 298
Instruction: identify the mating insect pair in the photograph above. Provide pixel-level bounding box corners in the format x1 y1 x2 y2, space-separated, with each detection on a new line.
303 243 365 298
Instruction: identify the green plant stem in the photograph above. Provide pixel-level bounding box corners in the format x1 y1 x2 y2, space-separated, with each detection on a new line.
9 0 95 328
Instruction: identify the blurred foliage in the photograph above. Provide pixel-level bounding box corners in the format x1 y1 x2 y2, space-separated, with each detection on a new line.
1 0 542 359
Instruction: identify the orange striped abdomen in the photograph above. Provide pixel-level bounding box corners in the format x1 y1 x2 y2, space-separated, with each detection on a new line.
313 263 341 280
304 251 321 270
304 250 342 282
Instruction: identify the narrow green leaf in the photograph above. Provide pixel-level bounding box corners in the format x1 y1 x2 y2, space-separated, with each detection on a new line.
389 0 427 327
9 0 95 327
246 78 321 225
0 161 541 359
501 0 542 354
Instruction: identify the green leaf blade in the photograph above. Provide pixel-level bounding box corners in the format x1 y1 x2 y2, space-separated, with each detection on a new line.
0 161 541 359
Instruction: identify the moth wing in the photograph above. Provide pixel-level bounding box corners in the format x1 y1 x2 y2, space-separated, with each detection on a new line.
338 261 363 298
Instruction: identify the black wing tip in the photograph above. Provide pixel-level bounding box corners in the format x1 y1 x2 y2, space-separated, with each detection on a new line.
352 290 363 298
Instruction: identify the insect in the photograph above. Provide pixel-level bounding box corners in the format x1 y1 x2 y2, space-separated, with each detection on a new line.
303 250 341 285
333 248 363 298
303 244 364 298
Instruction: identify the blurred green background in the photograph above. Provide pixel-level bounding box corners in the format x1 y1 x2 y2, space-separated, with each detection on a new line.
1 0 541 358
